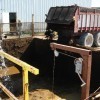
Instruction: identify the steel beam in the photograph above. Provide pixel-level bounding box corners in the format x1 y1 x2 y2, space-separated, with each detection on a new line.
51 43 91 55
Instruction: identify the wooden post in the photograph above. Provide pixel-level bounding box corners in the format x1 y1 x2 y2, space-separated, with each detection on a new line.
32 14 34 36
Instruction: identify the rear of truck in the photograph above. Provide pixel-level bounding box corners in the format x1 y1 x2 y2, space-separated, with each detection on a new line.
45 5 100 47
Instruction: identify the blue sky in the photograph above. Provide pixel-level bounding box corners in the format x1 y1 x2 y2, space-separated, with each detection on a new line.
92 0 100 7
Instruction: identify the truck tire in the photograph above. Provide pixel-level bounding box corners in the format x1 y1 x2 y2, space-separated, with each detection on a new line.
78 33 94 47
94 32 100 47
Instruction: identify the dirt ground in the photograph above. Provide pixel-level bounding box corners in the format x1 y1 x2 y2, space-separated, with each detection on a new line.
2 37 33 58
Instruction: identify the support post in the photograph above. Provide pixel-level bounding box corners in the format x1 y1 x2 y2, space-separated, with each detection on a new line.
81 55 92 100
23 69 29 100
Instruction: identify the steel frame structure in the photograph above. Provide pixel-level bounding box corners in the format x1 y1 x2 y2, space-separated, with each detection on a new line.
50 43 92 100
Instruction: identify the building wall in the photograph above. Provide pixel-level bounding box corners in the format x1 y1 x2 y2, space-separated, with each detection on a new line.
0 0 34 22
0 0 92 22
34 0 92 22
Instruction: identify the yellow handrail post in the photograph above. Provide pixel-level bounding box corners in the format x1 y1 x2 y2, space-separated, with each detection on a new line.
23 69 29 100
0 50 39 99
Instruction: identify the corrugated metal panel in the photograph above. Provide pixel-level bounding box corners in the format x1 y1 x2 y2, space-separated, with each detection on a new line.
0 0 91 22
0 0 34 22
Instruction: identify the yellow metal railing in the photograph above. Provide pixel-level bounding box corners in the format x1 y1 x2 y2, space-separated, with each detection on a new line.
0 50 39 100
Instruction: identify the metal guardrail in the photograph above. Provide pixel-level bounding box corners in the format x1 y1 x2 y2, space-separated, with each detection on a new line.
0 50 39 100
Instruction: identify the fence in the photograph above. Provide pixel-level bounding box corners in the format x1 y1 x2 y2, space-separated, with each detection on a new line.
0 22 47 37
0 22 33 36
34 22 47 33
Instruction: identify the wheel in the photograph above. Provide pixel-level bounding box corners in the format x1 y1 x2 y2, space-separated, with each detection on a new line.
94 32 100 47
78 33 94 47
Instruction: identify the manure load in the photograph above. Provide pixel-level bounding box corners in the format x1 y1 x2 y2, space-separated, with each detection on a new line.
45 5 100 47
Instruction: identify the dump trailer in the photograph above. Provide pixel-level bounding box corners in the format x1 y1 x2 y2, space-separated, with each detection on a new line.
45 5 100 47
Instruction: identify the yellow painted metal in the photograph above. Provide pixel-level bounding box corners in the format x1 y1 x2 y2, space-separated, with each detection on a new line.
0 51 39 75
0 50 39 100
23 69 29 100
0 82 18 100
